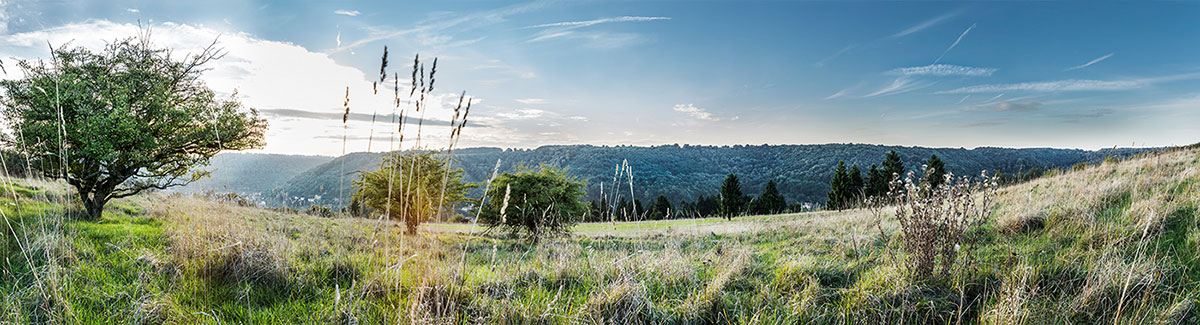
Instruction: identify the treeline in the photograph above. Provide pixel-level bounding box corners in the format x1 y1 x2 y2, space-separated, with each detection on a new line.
177 144 1156 209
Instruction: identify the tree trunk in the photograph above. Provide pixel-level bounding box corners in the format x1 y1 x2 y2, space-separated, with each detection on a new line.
79 189 109 220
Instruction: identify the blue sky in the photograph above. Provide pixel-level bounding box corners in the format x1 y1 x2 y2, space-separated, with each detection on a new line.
1 1 1197 155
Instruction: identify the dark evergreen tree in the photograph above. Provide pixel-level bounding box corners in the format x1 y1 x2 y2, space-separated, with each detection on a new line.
719 173 745 220
925 154 946 188
827 161 850 210
866 164 888 197
751 180 787 215
848 164 864 205
651 195 673 220
882 150 905 181
696 194 720 218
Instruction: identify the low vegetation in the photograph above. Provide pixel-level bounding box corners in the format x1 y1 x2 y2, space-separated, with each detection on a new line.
3 145 1197 323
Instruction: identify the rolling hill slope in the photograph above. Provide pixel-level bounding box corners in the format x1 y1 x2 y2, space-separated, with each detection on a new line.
267 144 1153 208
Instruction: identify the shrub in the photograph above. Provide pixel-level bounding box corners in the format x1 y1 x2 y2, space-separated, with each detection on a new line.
305 205 335 218
477 165 586 242
885 165 998 282
352 151 474 233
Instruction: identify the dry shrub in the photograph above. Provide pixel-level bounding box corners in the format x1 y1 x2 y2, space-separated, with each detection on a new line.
200 241 290 288
886 167 997 282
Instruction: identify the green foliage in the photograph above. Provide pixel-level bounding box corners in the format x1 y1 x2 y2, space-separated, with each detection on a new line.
719 173 745 219
352 151 473 234
827 161 851 210
0 35 267 219
924 154 946 188
751 180 787 215
649 194 674 220
266 144 1153 209
865 164 888 198
882 150 905 181
478 165 587 242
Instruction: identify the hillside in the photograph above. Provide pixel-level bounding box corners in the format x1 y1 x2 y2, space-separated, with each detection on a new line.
269 144 1152 208
173 153 333 203
3 145 1196 323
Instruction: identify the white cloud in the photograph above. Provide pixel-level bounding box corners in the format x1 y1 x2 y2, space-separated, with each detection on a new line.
525 16 670 29
937 79 1147 94
0 20 493 156
888 64 995 77
126 8 140 13
892 11 959 38
515 98 546 104
1065 53 1113 71
525 16 669 47
672 104 734 121
862 77 933 98
333 10 360 17
824 87 852 100
934 23 975 64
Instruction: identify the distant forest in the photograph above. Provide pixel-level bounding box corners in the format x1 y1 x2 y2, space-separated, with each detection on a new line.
174 144 1154 210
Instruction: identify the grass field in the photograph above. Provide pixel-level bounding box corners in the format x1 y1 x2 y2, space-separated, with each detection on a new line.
2 147 1199 323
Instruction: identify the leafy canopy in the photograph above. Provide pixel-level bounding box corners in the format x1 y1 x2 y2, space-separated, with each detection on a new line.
478 165 586 242
352 151 474 234
0 34 267 219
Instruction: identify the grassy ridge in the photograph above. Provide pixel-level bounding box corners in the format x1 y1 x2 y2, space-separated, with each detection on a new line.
2 147 1198 323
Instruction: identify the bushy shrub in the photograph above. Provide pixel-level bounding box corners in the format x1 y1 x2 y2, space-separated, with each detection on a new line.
477 165 587 242
884 165 998 282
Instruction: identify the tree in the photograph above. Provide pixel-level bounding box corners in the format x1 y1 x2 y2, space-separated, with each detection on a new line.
827 161 850 210
1 35 267 220
925 154 946 188
866 164 888 198
882 150 905 181
751 180 787 215
478 165 587 242
848 164 864 204
650 195 673 220
352 151 474 234
719 173 745 220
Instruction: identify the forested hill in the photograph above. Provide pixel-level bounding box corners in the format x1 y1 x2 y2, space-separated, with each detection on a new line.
173 153 332 199
187 144 1153 208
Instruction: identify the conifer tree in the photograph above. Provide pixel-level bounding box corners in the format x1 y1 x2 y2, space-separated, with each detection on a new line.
752 180 787 215
827 161 849 210
882 150 905 181
719 173 745 220
848 164 864 206
866 164 888 197
926 154 946 188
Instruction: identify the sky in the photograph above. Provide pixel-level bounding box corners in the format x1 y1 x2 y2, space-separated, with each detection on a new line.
0 0 1197 156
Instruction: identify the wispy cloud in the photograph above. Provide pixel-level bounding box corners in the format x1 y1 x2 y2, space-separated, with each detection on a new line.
1053 108 1114 122
1065 53 1114 71
126 8 140 13
893 11 960 38
525 16 670 47
814 45 855 67
673 104 735 121
862 77 934 98
956 95 971 104
515 98 546 104
989 100 1042 112
328 2 545 54
888 64 995 77
824 87 853 100
525 16 670 29
934 23 975 64
937 79 1147 94
333 10 360 17
258 108 483 127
